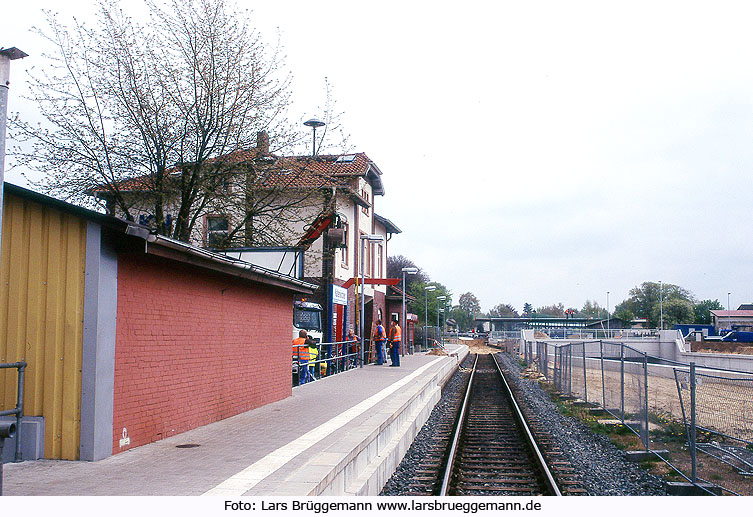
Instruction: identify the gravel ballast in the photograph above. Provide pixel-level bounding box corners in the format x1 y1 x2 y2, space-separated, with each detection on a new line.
382 350 669 496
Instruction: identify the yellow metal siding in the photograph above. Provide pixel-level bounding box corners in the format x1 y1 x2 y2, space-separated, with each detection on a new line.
0 193 86 460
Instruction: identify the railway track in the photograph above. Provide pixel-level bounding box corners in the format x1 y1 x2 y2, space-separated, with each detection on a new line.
402 353 583 496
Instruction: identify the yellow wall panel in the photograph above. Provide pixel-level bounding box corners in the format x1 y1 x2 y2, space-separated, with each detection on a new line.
0 193 86 459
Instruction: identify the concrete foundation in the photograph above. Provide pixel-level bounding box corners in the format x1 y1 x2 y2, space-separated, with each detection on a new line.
0 417 44 463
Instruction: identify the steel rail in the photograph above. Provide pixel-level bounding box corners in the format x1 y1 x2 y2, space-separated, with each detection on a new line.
491 353 562 496
438 354 478 496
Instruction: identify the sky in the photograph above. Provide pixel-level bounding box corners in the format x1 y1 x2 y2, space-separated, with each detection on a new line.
2 0 753 313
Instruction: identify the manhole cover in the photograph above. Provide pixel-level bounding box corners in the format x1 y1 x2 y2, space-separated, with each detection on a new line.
176 444 200 449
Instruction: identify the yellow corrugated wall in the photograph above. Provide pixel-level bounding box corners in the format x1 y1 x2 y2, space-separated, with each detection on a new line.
0 193 86 460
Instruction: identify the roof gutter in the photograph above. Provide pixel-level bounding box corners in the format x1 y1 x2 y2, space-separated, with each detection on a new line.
123 225 316 294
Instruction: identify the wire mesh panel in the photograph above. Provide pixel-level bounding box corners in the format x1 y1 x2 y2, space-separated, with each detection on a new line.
694 370 753 445
570 342 587 402
601 341 624 418
622 345 648 446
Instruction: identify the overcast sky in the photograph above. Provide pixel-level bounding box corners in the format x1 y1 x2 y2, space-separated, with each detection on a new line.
3 1 753 313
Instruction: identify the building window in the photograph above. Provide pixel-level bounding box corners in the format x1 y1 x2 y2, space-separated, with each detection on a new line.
341 223 349 266
375 243 383 278
206 216 229 247
361 189 370 215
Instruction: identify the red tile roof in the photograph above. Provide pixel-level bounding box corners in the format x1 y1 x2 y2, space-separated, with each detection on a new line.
92 150 381 196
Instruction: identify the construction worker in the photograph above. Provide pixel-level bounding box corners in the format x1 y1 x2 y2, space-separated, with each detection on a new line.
345 328 359 369
373 319 386 365
307 336 319 380
388 317 402 367
292 330 310 385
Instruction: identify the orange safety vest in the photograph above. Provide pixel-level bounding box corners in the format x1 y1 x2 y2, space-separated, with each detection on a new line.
390 324 402 342
292 337 310 361
373 325 385 341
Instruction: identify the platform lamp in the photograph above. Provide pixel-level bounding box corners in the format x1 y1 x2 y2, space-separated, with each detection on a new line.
359 234 383 367
0 47 28 261
304 117 325 157
401 267 419 355
607 291 610 334
436 296 446 346
659 280 663 330
424 285 436 349
728 292 731 330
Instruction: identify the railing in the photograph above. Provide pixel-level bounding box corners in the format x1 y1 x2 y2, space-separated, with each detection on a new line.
520 340 753 495
0 361 26 463
292 340 359 386
532 328 660 340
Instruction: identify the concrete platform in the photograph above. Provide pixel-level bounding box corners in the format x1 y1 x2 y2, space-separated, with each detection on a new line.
2 345 468 496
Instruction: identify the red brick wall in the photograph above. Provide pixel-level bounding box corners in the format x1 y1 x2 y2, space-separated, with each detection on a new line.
112 253 293 454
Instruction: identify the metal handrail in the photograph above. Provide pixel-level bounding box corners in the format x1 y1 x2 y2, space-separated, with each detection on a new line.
0 361 26 462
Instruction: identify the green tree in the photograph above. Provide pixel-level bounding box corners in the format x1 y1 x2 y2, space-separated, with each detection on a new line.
580 300 608 319
387 255 430 293
614 281 695 328
11 0 348 246
488 303 519 318
407 281 452 328
522 303 533 316
656 298 695 328
693 299 724 325
535 303 565 318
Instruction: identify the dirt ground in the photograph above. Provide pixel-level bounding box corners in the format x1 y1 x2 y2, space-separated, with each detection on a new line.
689 341 753 355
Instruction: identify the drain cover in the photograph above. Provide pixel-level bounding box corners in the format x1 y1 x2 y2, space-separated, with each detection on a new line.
176 443 200 448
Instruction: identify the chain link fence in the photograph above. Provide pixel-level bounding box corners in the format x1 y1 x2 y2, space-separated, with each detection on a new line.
520 338 753 495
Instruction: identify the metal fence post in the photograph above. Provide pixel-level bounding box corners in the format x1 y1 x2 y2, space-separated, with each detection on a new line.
553 346 558 391
568 345 573 396
690 362 697 484
600 341 606 410
582 343 588 403
620 345 625 422
643 352 649 450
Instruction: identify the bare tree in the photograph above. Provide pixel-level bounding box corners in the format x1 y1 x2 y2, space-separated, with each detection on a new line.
10 0 346 246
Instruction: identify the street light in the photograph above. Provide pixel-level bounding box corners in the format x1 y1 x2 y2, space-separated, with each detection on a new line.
424 285 436 349
607 291 610 334
436 295 446 345
304 117 325 157
659 281 663 330
1 47 28 264
401 267 419 355
359 234 383 367
728 292 731 330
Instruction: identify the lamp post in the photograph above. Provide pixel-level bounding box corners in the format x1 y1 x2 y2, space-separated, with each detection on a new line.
0 47 28 261
728 292 731 330
436 295 446 345
659 281 663 330
304 117 325 157
439 308 445 347
424 285 436 349
401 267 418 355
607 291 610 334
359 234 384 367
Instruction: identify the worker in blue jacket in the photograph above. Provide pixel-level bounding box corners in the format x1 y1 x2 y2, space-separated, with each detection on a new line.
373 319 387 365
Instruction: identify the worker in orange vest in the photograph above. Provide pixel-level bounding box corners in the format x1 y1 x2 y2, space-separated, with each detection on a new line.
373 319 386 365
292 330 311 384
345 328 359 369
388 317 402 367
